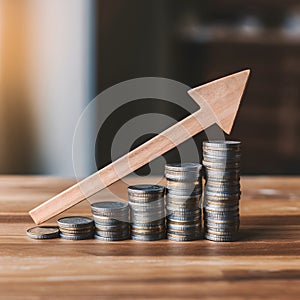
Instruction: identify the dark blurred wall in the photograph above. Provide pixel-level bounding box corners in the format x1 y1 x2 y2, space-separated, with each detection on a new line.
94 0 300 175
95 0 169 90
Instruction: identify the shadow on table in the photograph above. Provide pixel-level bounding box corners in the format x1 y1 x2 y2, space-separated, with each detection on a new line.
80 215 300 257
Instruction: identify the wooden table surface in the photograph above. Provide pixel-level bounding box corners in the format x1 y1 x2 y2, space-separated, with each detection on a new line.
0 176 300 299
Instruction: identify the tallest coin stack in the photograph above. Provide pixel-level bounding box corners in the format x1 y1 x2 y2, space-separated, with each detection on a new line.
202 141 241 242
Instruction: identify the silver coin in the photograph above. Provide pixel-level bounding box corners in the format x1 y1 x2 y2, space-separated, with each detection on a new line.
205 180 240 186
168 210 201 217
168 223 201 231
203 142 241 149
205 168 240 175
130 210 165 217
204 214 240 221
204 201 239 208
203 211 239 219
26 226 60 239
131 224 165 231
131 233 166 241
167 202 200 211
204 229 239 235
59 227 95 234
167 200 200 208
167 193 201 200
91 201 128 212
204 158 240 165
95 230 130 238
204 189 241 196
204 222 239 230
203 140 241 148
205 227 239 235
129 198 164 207
167 196 200 204
203 148 241 154
132 225 165 231
204 162 240 169
205 162 240 172
204 219 240 227
204 174 240 182
167 233 202 241
168 208 200 215
57 216 94 229
205 187 240 195
167 180 201 189
94 234 129 241
167 205 200 213
92 209 129 215
95 229 130 237
167 201 201 208
167 228 201 235
203 157 241 165
203 206 239 213
165 163 202 172
204 187 240 194
94 223 129 230
91 210 129 217
204 194 240 202
130 207 165 214
165 173 201 182
128 184 165 195
95 223 129 231
204 191 240 198
203 149 241 156
204 204 239 211
203 150 241 158
128 195 164 203
167 188 202 197
167 215 201 223
165 169 201 176
60 233 94 240
130 209 165 217
131 228 166 235
204 223 239 232
204 187 241 195
129 206 165 214
132 217 165 224
204 232 238 242
131 217 166 224
93 215 129 224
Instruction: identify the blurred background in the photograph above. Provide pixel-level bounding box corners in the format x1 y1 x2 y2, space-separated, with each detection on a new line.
0 0 299 177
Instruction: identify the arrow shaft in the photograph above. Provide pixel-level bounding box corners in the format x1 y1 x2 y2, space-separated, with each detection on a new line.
106 108 210 179
29 108 212 224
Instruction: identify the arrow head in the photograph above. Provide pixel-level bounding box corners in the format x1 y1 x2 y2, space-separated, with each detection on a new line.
188 69 250 134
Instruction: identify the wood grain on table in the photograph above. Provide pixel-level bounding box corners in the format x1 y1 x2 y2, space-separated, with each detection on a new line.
0 176 300 299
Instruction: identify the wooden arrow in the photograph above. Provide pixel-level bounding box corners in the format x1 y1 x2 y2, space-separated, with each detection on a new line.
29 70 250 224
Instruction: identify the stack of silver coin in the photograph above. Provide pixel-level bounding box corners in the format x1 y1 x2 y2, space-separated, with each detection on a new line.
165 163 202 241
202 141 241 242
91 201 130 241
58 216 95 240
128 185 166 241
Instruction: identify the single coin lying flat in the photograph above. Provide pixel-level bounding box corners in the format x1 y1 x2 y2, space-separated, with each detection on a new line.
26 226 60 239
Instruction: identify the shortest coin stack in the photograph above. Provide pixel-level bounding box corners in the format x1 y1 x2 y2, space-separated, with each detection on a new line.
91 201 130 241
165 163 202 241
27 226 60 239
58 216 95 240
128 185 166 241
203 141 241 242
